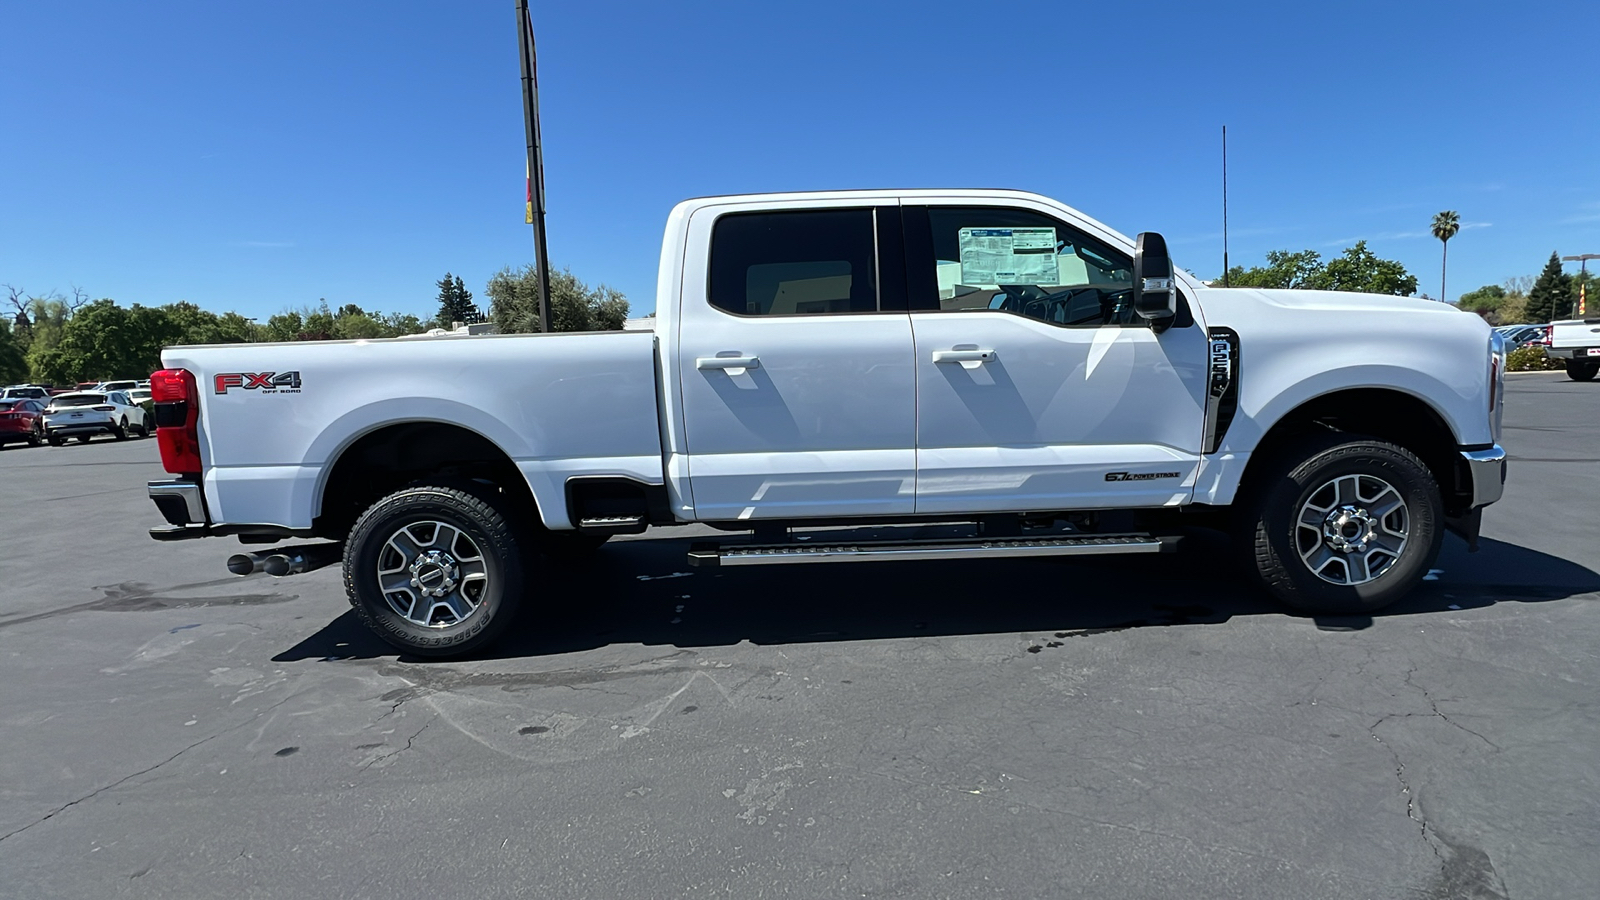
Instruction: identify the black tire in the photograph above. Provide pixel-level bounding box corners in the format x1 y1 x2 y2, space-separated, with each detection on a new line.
113 418 128 440
1239 436 1442 615
27 422 43 446
343 482 526 658
1566 360 1598 382
75 434 91 444
48 433 64 447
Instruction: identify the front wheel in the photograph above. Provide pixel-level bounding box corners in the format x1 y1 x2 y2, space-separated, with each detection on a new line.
343 482 526 658
1567 360 1598 382
113 418 128 440
27 423 42 446
1240 437 1442 615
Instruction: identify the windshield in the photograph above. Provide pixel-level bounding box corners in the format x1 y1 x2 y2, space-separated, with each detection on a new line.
53 394 107 408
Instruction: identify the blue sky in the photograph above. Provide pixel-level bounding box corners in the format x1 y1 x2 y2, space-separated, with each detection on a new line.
3 1 1597 320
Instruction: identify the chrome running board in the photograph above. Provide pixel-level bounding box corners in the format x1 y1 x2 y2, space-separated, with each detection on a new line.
687 534 1167 568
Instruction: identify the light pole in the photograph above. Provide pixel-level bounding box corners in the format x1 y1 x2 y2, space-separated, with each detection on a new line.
1561 254 1599 317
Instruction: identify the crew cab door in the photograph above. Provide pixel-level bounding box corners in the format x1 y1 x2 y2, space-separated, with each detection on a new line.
903 203 1209 513
675 204 916 520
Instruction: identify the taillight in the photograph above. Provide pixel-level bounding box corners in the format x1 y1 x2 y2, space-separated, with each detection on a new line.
150 369 191 402
94 405 116 412
1489 356 1499 412
150 368 202 475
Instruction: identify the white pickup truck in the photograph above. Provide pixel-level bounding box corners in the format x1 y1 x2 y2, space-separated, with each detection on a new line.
145 190 1508 656
1546 316 1600 381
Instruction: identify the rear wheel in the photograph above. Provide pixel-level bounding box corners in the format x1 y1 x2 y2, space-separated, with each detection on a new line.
1566 360 1598 382
1239 437 1442 615
343 482 527 658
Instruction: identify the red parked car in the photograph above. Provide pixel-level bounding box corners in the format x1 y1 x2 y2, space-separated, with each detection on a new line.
0 399 47 448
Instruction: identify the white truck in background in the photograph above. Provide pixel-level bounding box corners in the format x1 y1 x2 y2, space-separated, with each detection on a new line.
144 190 1507 657
1546 317 1600 381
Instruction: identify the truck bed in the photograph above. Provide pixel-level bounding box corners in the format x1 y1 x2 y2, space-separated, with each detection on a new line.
161 330 663 530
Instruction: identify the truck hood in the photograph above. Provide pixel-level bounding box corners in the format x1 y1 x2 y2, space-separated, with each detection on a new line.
1195 287 1464 318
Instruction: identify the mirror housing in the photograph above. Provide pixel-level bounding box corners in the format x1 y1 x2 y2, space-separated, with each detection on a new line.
1132 232 1176 330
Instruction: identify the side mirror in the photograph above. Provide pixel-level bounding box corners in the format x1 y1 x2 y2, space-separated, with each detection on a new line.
1132 232 1176 330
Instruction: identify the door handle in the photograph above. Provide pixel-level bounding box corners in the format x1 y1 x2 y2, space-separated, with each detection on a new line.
931 349 995 364
696 356 761 370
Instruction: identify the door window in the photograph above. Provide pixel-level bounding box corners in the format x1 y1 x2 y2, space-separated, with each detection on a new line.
708 208 880 316
911 206 1141 328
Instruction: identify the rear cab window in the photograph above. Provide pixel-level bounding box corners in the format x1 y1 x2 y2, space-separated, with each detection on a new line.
708 208 904 316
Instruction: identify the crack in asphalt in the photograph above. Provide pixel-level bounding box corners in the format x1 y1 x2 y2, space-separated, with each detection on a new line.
0 691 300 845
0 733 223 845
359 717 436 771
1403 667 1501 750
1367 714 1439 859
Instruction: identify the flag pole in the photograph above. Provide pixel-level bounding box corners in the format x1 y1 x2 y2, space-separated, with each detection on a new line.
517 0 553 333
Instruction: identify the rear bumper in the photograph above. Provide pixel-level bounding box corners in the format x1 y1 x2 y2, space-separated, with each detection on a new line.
146 478 315 542
47 419 117 436
1545 346 1600 360
1460 444 1506 509
149 480 207 526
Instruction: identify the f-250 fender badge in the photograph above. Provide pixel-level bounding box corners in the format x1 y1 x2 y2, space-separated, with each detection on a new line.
1105 471 1181 482
214 371 303 394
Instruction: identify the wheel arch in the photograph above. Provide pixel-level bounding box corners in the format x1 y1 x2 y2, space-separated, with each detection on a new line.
312 417 540 541
1234 386 1471 516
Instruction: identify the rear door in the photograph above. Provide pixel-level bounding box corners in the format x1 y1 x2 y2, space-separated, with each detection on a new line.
903 202 1210 513
675 204 917 520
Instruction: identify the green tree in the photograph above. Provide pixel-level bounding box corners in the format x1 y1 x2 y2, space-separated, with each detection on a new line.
215 311 263 343
1431 210 1460 303
1455 284 1507 320
263 311 305 342
1217 242 1417 296
487 265 630 334
160 301 225 345
435 273 480 329
0 321 28 385
1312 241 1419 295
28 299 176 384
1219 249 1325 289
380 312 426 336
1526 252 1572 323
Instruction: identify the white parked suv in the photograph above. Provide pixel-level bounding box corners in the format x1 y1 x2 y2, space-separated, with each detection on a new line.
143 189 1508 657
44 391 149 445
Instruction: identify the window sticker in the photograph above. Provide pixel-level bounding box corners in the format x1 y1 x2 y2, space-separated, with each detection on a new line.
958 227 1058 285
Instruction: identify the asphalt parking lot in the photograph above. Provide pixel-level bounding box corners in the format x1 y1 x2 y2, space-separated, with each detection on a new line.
1 372 1596 899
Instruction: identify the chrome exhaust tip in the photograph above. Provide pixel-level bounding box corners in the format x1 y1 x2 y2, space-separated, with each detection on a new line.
226 552 272 576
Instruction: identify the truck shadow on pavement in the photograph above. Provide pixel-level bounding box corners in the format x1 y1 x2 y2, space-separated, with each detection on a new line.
274 533 1600 663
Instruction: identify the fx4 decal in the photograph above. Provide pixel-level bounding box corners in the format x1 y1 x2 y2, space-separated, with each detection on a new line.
215 371 303 394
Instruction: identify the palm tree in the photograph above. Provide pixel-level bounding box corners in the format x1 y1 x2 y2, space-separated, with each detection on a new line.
1431 210 1460 303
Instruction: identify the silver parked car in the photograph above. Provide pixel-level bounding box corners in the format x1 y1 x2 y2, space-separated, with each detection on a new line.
43 391 150 445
